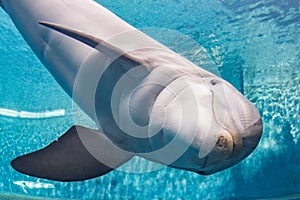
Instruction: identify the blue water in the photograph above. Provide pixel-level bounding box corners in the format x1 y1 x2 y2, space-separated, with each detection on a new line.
0 0 299 199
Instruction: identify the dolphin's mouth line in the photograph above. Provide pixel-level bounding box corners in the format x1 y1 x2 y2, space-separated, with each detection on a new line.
225 129 243 159
209 89 243 160
209 89 223 130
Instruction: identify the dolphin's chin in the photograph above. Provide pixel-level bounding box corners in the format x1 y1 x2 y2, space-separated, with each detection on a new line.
197 118 263 175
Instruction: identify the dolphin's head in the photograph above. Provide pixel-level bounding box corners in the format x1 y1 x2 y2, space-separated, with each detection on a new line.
196 76 263 174
149 74 263 174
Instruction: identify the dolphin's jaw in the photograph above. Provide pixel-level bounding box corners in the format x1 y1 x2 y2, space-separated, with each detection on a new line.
197 118 262 175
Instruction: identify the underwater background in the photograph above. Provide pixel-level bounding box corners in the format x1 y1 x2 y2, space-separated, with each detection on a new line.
0 0 299 199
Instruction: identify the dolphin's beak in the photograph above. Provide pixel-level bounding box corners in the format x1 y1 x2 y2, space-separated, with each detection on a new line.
227 117 263 160
197 117 262 175
238 118 263 155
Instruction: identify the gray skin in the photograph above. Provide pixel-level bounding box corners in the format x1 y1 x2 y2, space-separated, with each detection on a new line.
1 0 262 181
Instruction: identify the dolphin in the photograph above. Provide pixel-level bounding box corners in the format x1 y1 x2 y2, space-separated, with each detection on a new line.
1 0 263 182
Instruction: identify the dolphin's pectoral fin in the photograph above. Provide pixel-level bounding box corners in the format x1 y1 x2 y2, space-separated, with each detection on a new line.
11 125 133 182
39 21 144 66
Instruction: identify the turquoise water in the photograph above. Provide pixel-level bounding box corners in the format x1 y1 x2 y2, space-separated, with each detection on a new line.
0 0 299 199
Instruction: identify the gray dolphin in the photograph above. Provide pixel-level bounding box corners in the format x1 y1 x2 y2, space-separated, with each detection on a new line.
1 0 262 182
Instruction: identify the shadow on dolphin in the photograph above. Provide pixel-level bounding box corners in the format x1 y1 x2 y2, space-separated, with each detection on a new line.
1 0 262 182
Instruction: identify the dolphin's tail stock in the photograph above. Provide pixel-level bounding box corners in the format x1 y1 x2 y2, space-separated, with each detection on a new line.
11 126 133 181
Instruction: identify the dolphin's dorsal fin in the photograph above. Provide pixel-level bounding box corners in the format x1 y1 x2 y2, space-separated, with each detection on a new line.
11 126 133 182
39 21 143 65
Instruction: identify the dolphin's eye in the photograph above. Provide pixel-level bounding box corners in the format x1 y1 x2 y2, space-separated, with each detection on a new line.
210 79 217 86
